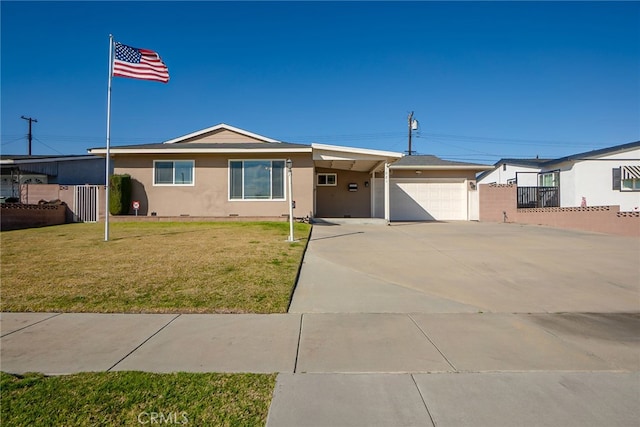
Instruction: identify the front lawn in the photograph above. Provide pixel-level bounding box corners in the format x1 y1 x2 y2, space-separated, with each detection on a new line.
0 221 310 313
0 371 275 426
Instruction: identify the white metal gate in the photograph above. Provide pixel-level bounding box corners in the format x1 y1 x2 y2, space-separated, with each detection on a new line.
74 185 100 222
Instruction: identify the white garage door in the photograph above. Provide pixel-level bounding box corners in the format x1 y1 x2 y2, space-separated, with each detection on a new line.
390 179 467 221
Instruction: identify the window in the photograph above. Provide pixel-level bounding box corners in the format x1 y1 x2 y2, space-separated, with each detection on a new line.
229 160 285 200
153 160 194 185
317 173 337 186
622 178 640 191
539 171 559 187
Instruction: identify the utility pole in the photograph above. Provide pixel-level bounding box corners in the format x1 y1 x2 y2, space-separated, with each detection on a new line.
20 116 38 156
407 111 414 156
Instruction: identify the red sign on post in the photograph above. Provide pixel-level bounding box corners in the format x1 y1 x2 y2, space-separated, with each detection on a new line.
132 201 140 210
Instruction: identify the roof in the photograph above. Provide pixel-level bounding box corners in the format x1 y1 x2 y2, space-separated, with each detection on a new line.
312 143 403 172
88 123 312 155
544 140 640 166
312 143 403 159
89 142 312 155
493 158 552 167
0 154 101 165
389 155 492 170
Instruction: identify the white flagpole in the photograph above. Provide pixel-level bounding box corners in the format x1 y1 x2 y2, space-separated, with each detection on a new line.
105 34 114 241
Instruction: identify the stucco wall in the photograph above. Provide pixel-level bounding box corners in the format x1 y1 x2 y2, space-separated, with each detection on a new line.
113 153 314 218
479 184 640 237
315 169 371 217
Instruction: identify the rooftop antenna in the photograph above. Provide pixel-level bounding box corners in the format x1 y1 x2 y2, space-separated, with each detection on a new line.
407 112 419 155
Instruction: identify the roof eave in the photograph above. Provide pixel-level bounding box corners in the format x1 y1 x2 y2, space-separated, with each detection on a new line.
88 147 312 155
390 165 493 171
311 143 403 158
1 155 101 164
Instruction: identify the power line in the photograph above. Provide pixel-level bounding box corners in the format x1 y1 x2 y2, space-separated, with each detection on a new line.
32 137 65 155
1 135 27 147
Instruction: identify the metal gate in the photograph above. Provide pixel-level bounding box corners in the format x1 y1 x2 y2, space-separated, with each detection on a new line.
74 185 100 222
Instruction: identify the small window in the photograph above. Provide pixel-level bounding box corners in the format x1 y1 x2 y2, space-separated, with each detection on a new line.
317 173 337 186
153 160 194 185
622 178 640 191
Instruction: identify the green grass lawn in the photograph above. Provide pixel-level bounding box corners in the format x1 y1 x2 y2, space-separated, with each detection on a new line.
0 371 276 426
1 221 310 313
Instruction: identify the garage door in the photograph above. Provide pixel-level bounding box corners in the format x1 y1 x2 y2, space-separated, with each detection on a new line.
390 179 467 221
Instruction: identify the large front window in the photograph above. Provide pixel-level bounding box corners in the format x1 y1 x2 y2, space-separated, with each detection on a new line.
229 160 285 200
154 160 194 185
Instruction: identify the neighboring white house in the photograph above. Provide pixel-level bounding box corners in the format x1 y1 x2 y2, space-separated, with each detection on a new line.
477 141 640 212
476 158 550 186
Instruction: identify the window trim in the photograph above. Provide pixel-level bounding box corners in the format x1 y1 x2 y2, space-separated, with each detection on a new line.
228 159 287 202
152 160 195 186
317 173 337 186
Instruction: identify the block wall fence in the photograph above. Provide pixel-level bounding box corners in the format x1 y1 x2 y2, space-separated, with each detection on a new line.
479 184 640 237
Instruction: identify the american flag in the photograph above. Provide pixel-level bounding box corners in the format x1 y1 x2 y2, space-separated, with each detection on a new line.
112 42 169 83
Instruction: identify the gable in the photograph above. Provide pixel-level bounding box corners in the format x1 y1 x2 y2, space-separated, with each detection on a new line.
173 128 269 145
161 123 281 145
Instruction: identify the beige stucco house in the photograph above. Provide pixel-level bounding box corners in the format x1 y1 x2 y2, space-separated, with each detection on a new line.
89 124 491 221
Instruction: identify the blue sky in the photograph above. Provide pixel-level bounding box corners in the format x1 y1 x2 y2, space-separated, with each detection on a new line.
2 1 639 163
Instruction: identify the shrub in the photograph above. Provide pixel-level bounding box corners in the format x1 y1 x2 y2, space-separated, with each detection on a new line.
109 174 132 215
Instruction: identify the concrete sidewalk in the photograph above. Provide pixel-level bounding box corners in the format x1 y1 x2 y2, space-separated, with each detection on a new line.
2 311 639 426
3 312 638 375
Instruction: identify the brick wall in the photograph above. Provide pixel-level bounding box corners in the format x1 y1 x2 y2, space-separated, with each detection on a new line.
1 204 67 231
479 184 640 237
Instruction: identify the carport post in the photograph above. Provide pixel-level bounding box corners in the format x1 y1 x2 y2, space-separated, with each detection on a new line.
384 162 390 223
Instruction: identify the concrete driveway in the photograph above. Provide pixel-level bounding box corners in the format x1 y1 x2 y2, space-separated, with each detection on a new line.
289 221 640 314
269 221 640 426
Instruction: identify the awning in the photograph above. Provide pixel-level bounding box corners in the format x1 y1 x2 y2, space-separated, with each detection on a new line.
622 166 640 179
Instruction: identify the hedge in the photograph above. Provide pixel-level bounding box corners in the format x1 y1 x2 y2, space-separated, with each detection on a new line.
109 174 132 215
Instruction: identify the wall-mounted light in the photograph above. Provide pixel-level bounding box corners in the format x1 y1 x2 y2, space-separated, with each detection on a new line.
364 181 369 188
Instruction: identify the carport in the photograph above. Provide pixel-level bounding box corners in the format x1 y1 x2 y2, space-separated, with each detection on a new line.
312 143 402 219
